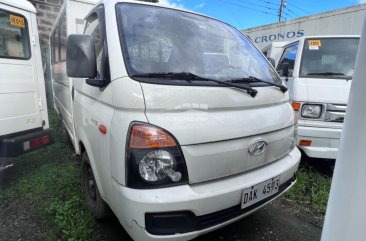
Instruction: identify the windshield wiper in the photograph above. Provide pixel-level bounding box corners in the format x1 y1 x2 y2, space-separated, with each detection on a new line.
131 72 258 97
227 76 288 93
307 72 351 78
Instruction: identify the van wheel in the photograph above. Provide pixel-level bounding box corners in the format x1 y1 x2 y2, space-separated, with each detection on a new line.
81 152 110 220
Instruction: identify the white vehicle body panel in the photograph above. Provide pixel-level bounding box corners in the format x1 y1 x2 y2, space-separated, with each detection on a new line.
321 14 366 241
50 0 99 153
265 35 359 159
0 0 51 157
111 148 300 241
262 41 288 60
51 0 300 240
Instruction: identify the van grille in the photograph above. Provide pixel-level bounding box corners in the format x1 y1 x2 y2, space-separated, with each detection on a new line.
324 104 347 123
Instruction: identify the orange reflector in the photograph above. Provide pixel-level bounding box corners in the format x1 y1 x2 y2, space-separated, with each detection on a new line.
99 124 107 135
130 125 177 149
292 102 301 111
299 140 312 146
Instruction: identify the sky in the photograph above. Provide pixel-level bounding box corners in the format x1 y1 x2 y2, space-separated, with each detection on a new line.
158 0 366 30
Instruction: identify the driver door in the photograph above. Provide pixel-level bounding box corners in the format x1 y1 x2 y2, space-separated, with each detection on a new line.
276 44 299 96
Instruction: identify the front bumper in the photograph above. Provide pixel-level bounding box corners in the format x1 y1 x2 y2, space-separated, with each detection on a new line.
296 125 342 159
0 128 54 157
111 148 301 241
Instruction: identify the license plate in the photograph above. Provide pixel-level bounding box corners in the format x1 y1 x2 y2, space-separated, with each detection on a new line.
241 176 280 209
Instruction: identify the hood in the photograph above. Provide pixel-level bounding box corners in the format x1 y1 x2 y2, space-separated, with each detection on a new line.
299 78 351 104
141 83 293 145
140 82 295 183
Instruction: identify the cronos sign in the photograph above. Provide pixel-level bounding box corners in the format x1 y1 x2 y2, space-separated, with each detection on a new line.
254 30 305 43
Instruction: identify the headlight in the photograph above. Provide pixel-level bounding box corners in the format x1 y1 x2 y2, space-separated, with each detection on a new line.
126 123 188 189
301 104 322 118
139 150 182 183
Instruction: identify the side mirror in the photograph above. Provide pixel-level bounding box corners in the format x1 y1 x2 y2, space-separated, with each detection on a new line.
268 57 275 67
282 62 290 78
67 34 97 78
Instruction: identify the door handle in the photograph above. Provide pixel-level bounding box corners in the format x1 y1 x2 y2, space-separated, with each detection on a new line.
71 86 75 101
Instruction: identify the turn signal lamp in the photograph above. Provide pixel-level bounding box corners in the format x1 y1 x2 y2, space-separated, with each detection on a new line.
129 125 177 148
292 102 301 111
299 140 312 146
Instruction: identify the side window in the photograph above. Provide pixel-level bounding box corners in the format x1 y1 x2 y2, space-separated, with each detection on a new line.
84 15 103 76
0 9 31 59
51 11 66 64
54 25 60 63
277 44 298 77
59 14 67 61
51 34 55 63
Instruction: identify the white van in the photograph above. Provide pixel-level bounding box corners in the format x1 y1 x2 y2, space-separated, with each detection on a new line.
264 36 360 159
51 0 300 240
0 0 53 159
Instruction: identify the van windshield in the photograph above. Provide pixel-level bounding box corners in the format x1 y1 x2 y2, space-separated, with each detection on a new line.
300 38 359 79
116 3 280 84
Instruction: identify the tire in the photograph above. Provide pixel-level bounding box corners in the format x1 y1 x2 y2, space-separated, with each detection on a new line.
81 152 110 220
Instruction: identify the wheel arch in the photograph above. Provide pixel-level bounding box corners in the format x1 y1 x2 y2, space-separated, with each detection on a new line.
78 138 105 197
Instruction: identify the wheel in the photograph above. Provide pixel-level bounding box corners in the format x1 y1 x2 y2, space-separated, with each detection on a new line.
81 152 110 220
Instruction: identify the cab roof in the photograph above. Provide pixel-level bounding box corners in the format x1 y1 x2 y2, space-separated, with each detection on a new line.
1 0 37 13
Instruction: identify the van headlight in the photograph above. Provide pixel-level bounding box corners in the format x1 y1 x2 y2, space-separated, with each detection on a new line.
139 150 182 183
126 123 188 189
301 104 322 118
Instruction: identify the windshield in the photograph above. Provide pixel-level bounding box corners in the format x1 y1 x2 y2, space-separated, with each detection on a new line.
116 3 280 84
300 38 359 78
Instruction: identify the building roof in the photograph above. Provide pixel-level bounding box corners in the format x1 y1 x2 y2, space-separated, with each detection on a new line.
1 0 36 13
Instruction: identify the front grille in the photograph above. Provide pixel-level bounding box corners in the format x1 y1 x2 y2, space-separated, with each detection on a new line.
324 104 347 123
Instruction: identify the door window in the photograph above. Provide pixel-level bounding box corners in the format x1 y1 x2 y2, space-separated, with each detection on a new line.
84 14 103 77
51 11 66 64
84 9 110 82
277 44 298 77
0 9 30 59
60 14 67 61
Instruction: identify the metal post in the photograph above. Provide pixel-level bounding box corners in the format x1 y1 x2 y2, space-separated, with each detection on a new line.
278 0 285 22
321 14 366 241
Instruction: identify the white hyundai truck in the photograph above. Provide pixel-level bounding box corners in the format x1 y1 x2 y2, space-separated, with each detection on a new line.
264 36 360 159
51 0 300 240
0 0 53 162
